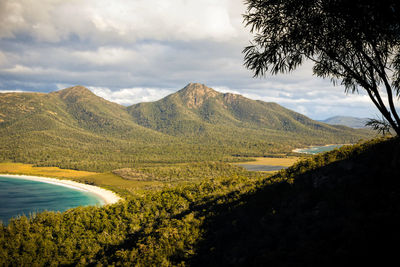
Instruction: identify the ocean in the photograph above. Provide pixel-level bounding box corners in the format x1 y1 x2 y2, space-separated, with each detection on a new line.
0 176 103 225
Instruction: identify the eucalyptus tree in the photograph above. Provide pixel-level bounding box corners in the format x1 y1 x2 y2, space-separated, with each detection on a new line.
243 0 400 135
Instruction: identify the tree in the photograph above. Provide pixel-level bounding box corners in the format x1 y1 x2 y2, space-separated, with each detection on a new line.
243 0 400 136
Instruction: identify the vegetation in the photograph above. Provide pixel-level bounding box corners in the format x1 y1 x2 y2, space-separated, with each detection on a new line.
0 161 265 198
0 163 96 179
236 156 300 166
1 138 399 265
0 84 371 172
243 0 400 135
0 83 385 265
128 83 369 145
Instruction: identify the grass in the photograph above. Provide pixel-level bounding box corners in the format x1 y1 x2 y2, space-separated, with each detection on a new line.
72 172 166 197
237 156 300 166
0 163 96 178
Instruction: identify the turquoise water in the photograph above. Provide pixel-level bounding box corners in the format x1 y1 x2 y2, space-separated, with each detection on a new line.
295 144 344 154
0 176 103 225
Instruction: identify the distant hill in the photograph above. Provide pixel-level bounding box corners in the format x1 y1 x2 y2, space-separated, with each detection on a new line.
128 83 370 146
320 116 369 128
0 86 175 171
0 83 372 171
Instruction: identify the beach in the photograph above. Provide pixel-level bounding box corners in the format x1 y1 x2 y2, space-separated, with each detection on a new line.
0 174 122 205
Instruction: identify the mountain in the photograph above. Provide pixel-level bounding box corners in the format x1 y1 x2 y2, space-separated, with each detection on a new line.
0 86 173 171
128 83 369 147
0 84 372 171
320 116 369 128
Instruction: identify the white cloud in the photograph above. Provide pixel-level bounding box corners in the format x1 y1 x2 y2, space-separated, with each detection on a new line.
0 89 26 93
295 105 309 116
212 86 242 95
87 0 238 42
89 86 174 105
0 0 239 43
73 47 139 66
0 0 395 120
2 64 42 74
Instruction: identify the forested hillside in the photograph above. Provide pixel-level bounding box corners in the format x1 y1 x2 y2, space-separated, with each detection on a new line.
0 84 371 171
1 138 398 266
0 87 177 171
128 83 369 144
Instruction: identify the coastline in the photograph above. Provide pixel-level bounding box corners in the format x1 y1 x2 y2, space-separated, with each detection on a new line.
0 174 122 205
292 144 349 154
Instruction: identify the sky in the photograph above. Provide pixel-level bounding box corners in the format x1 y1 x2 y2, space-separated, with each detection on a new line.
0 0 384 120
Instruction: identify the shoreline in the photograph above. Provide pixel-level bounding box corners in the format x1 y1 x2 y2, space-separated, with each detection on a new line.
0 174 122 205
292 144 349 154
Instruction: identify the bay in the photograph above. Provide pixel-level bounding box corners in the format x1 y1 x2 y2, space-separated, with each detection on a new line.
293 144 344 154
0 176 103 225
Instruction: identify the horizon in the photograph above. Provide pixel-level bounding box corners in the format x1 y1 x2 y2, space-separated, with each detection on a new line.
0 83 369 121
0 0 391 120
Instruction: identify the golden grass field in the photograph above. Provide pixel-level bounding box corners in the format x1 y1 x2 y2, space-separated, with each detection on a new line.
240 157 300 166
0 163 96 178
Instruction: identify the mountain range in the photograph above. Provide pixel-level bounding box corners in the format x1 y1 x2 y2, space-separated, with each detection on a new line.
320 116 369 128
0 83 371 171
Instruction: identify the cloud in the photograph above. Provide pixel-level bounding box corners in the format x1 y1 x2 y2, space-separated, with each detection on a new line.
0 0 238 43
89 86 174 105
0 0 389 120
73 47 140 66
0 89 26 93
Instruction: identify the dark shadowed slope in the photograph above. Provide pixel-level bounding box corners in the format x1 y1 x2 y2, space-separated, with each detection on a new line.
190 137 400 266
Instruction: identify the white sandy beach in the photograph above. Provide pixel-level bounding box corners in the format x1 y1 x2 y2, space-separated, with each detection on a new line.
0 174 122 205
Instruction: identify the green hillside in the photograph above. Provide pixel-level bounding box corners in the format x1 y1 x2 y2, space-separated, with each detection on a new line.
1 138 398 265
0 87 179 171
0 84 371 171
128 83 370 146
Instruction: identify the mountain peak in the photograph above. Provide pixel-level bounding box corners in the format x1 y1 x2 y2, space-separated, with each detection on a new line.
178 83 220 108
183 82 212 91
52 86 97 101
56 85 92 94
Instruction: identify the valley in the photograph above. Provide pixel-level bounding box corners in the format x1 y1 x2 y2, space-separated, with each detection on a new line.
0 83 371 172
1 83 391 266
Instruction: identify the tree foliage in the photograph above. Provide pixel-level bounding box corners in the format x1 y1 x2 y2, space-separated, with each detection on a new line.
0 86 370 171
1 138 400 265
243 0 400 135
